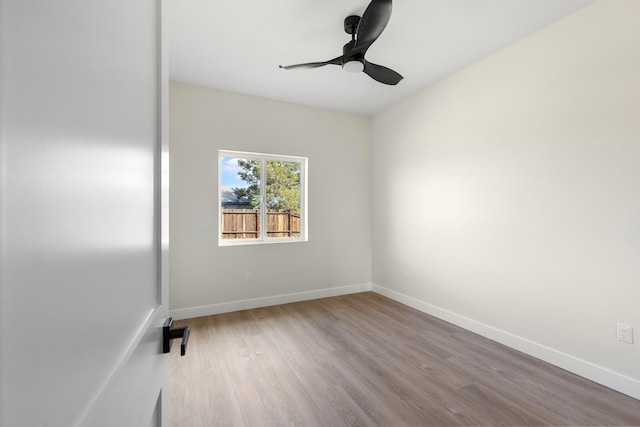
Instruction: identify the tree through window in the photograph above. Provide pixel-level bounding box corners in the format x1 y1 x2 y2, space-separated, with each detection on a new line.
219 151 307 245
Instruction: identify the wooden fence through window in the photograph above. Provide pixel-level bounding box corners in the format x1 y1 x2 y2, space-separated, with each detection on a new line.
221 209 300 239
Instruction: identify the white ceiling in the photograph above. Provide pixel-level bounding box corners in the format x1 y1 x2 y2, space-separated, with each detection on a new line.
168 0 594 115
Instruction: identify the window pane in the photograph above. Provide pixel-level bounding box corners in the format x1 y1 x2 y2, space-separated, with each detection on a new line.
220 157 260 240
218 150 306 246
265 160 301 239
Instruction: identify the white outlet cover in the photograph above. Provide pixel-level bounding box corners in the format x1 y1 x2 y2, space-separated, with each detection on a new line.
617 323 634 344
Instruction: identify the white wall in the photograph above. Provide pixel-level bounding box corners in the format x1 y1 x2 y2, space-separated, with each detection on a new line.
169 82 372 317
372 0 640 397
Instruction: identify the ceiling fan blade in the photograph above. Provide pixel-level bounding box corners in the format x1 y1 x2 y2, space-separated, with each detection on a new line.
363 60 403 85
279 56 343 70
352 0 392 54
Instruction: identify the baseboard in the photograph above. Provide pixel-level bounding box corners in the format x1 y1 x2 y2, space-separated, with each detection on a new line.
372 283 640 401
170 282 373 320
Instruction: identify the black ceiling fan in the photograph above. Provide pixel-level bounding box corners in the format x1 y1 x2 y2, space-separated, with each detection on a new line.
279 0 403 86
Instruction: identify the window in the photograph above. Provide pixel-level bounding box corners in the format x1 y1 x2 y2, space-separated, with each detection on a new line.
219 150 307 245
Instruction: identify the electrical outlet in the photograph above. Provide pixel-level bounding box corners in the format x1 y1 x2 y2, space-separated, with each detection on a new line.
245 272 253 283
617 323 634 344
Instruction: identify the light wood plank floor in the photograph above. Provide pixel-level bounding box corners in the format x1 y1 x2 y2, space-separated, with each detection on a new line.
170 292 640 426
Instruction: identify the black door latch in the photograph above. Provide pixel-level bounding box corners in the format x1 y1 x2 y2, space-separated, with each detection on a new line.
163 318 190 356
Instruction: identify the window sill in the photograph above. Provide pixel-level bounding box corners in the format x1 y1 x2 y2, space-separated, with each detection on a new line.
218 237 308 247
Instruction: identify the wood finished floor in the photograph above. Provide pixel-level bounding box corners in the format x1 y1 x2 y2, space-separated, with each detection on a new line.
170 292 640 426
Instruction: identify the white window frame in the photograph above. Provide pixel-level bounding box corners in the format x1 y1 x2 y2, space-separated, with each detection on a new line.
218 150 308 246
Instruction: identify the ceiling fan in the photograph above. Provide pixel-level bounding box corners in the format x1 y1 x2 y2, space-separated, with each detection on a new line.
279 0 403 86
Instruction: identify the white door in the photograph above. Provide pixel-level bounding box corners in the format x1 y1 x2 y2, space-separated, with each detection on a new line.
0 1 171 426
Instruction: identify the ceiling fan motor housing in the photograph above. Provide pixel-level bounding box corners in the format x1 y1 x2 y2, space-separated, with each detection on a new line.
342 40 365 72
